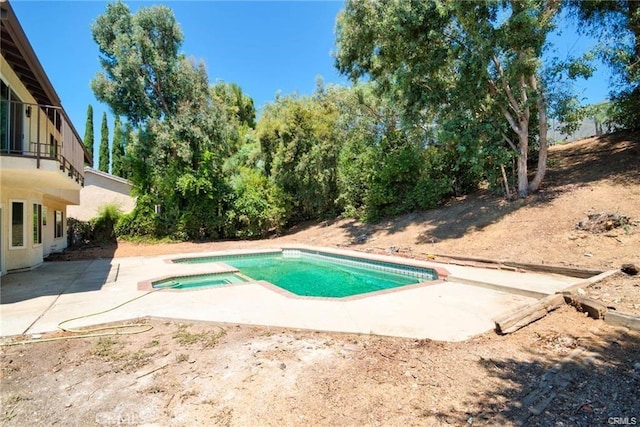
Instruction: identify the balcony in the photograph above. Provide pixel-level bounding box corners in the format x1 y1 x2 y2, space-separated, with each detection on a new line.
1 100 86 203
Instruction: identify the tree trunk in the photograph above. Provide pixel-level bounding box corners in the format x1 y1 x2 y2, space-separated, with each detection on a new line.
529 75 548 193
516 128 529 198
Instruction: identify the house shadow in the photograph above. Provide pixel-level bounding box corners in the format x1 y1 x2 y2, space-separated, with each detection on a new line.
0 242 118 304
431 327 640 425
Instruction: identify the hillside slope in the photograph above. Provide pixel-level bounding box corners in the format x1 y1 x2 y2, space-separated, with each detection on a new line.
277 131 639 270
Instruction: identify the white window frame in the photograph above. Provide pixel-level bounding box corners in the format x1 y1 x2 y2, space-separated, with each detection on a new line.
9 200 26 249
54 210 64 239
33 202 42 246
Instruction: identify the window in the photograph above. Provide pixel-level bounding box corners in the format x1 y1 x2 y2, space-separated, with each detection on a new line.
54 210 64 239
33 203 42 245
1 80 24 153
10 201 25 248
49 134 58 158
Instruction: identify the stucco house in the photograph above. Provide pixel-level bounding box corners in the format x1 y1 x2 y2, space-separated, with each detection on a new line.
67 167 135 222
1 0 90 274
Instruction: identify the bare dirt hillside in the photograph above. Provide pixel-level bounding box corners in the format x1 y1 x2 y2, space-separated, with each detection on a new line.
3 132 639 426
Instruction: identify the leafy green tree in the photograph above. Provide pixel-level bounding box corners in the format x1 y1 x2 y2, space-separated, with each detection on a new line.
335 0 561 198
256 89 342 223
92 1 236 239
83 105 94 166
111 116 126 177
91 1 183 124
99 112 109 172
211 81 256 129
335 84 453 221
224 166 286 238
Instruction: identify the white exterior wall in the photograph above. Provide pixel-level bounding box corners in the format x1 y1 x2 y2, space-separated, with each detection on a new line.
0 189 70 274
1 188 43 272
1 54 79 273
42 198 68 258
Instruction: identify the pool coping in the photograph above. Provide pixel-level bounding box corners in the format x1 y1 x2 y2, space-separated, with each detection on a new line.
141 245 449 300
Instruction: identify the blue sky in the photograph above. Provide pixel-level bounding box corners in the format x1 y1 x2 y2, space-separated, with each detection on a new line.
11 1 611 167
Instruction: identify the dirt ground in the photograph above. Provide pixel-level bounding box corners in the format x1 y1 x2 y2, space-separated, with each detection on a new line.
2 132 640 426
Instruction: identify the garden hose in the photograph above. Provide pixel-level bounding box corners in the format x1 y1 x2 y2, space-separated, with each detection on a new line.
0 283 180 347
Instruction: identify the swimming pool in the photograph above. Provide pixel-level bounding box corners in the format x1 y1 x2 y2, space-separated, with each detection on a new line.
172 249 438 298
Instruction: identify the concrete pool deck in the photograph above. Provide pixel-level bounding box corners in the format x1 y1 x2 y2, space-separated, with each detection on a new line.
0 247 590 342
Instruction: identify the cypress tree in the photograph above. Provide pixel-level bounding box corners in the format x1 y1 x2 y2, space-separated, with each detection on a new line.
83 105 94 166
99 112 110 173
111 116 125 177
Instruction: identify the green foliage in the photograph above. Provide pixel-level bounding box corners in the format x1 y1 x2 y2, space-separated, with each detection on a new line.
114 196 160 238
83 105 94 166
92 2 237 240
608 88 640 130
67 204 122 246
211 81 256 129
224 167 286 238
335 0 561 197
96 1 595 241
91 1 184 124
92 203 122 243
111 116 126 178
256 89 342 223
99 112 110 172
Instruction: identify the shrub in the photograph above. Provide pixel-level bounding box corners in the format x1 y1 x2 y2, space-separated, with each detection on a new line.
91 204 122 243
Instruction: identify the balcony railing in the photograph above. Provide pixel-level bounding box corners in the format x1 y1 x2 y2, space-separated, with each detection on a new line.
1 99 85 186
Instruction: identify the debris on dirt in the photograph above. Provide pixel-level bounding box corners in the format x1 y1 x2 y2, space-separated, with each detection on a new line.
575 212 630 233
350 233 370 244
622 264 639 276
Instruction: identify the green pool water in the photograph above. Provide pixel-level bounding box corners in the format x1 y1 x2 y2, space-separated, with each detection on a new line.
153 273 247 290
179 254 425 298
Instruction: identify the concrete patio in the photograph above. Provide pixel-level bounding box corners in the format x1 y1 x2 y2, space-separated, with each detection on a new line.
0 247 587 342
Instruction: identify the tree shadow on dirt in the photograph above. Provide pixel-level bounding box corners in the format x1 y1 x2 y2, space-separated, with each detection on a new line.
544 131 640 189
432 327 640 426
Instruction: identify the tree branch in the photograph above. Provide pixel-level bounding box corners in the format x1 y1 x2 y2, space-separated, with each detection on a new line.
493 91 522 136
528 74 549 192
519 74 530 125
492 55 522 118
501 132 518 152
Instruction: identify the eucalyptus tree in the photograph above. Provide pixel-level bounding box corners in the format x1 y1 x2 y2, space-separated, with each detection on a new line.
91 1 234 239
335 0 562 198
